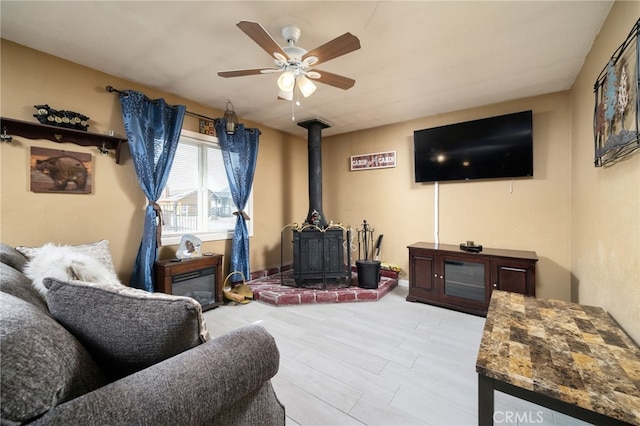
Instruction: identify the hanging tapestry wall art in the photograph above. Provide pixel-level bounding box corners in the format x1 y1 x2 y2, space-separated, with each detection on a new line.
30 147 92 194
593 19 639 167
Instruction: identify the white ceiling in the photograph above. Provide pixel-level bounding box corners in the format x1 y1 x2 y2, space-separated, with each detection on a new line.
1 1 613 138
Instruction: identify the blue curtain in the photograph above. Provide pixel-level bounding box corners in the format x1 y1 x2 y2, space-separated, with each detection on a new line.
119 90 186 291
214 119 260 278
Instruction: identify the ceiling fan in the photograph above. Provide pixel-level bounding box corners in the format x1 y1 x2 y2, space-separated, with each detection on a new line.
218 21 361 101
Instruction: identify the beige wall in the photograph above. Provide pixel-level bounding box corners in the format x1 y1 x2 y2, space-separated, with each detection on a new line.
0 40 306 283
323 92 572 302
570 2 639 343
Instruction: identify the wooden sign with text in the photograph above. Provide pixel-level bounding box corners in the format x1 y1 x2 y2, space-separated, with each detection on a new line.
350 151 396 171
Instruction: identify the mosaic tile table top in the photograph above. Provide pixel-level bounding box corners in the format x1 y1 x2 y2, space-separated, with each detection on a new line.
476 290 640 424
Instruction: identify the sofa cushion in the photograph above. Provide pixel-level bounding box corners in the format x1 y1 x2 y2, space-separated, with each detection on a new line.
0 292 108 425
21 243 121 296
0 243 27 272
17 239 116 273
0 263 49 313
45 278 211 379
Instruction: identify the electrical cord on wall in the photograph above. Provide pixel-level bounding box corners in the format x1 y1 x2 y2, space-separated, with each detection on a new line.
434 181 440 245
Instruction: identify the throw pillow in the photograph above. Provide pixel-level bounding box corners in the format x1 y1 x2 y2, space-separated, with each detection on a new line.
21 243 121 295
0 263 49 313
0 292 107 424
17 239 116 273
44 278 211 379
0 243 27 272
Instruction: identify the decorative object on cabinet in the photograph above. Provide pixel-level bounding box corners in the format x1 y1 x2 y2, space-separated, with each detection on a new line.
33 104 90 131
460 241 483 253
176 234 202 259
30 147 92 194
593 18 639 167
407 242 537 316
1 117 127 164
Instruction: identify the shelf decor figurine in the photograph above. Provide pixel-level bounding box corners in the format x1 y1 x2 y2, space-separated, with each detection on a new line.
33 104 90 131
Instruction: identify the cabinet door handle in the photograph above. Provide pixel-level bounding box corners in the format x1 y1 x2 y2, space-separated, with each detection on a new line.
501 267 526 273
493 283 497 288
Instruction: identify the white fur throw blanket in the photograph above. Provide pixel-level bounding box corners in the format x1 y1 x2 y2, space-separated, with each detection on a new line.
23 243 122 295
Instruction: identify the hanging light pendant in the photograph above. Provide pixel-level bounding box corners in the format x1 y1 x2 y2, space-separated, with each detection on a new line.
278 87 294 101
297 75 317 98
223 100 239 134
277 71 296 92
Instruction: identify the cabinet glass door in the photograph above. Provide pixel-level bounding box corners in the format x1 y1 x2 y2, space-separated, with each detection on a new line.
444 260 485 302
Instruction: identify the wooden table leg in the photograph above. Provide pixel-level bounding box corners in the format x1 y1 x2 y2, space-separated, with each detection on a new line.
478 374 494 426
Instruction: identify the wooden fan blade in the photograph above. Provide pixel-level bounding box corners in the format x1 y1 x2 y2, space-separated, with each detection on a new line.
302 33 361 65
311 69 356 90
218 68 279 78
237 21 287 58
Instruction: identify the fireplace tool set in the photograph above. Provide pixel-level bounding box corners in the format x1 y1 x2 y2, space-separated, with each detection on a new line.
355 220 383 289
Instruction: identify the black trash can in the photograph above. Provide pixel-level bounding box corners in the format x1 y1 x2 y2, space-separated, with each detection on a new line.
356 260 381 289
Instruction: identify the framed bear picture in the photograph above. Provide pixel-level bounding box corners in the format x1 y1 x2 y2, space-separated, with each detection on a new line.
30 147 92 194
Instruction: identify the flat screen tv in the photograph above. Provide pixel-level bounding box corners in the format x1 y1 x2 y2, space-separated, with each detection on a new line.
414 110 533 183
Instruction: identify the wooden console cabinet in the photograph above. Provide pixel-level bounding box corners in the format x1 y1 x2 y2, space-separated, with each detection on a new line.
154 254 223 311
407 242 537 316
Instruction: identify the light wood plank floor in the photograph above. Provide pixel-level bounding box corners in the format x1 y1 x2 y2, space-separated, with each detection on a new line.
204 284 590 426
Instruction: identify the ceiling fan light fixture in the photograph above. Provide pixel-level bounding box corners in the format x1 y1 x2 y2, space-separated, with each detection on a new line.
223 100 239 134
297 75 317 98
218 21 360 105
278 88 294 101
277 71 296 91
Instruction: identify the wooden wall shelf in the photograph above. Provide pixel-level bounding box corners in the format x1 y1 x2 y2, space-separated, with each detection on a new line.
1 117 128 164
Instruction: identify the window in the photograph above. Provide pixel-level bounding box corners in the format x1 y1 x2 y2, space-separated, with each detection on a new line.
159 129 253 245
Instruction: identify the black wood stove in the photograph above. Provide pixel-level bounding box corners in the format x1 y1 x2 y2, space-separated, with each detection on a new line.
291 119 349 287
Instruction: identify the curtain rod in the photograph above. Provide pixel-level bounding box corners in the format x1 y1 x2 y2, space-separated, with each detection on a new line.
105 85 218 123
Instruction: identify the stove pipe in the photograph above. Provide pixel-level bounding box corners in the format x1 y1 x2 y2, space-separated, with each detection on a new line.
298 118 331 227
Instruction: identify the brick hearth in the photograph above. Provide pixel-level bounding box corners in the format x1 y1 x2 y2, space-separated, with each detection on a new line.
246 268 398 306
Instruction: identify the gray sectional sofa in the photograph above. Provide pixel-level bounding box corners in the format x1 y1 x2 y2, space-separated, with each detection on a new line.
0 243 285 425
